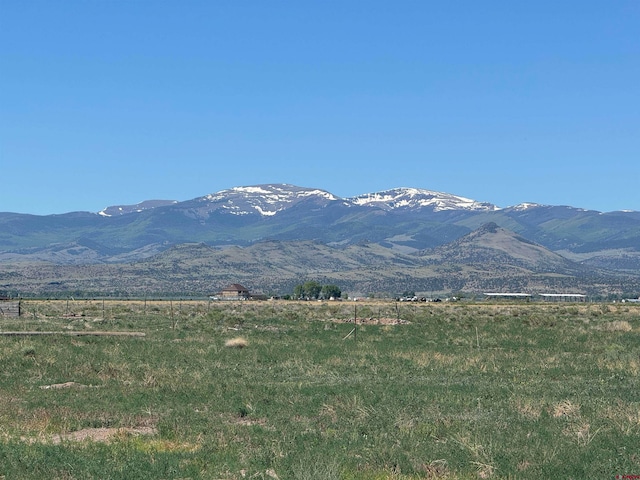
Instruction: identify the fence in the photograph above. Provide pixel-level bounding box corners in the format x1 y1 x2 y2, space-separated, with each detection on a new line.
0 301 21 317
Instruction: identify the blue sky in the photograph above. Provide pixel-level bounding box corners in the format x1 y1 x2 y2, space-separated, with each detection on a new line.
1 1 638 215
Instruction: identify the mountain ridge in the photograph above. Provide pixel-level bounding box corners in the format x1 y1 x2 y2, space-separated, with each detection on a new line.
1 184 639 280
95 184 636 219
93 184 636 217
95 184 500 219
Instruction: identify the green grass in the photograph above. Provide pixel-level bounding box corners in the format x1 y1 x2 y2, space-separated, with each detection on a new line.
1 300 640 479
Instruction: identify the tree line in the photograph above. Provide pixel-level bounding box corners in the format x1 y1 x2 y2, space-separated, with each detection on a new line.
292 281 342 300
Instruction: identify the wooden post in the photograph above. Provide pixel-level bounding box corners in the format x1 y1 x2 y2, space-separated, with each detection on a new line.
170 300 175 328
0 331 145 337
354 304 357 343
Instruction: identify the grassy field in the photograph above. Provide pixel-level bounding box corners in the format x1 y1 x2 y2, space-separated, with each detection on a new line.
1 299 639 479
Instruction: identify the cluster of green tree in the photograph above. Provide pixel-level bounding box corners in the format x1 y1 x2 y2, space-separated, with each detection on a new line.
292 281 342 300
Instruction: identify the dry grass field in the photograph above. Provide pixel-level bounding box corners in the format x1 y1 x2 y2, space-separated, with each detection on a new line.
1 299 639 479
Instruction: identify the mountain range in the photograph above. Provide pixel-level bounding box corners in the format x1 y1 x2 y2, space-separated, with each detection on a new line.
1 184 639 297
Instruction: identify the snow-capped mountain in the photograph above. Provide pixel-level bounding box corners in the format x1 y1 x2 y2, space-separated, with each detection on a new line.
1 183 639 272
101 184 497 219
190 185 497 216
349 187 499 212
191 184 340 217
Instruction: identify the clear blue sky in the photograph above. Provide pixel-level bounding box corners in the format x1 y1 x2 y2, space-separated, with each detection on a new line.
1 1 638 214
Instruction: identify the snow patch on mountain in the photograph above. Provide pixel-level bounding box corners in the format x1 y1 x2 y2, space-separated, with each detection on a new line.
510 202 543 211
99 200 178 217
253 205 278 216
232 186 273 195
350 188 498 212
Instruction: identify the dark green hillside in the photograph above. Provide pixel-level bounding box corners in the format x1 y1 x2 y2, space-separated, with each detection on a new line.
1 225 637 297
1 185 639 285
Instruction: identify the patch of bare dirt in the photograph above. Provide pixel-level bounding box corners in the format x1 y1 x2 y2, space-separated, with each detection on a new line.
52 426 157 444
20 426 158 444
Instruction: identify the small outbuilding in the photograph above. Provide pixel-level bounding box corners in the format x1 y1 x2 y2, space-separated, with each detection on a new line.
539 293 587 302
483 293 532 300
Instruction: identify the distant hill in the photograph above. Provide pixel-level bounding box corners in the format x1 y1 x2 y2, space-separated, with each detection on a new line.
420 222 583 274
0 184 638 296
1 224 636 297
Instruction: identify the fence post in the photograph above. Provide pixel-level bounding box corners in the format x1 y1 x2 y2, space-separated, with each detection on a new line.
354 304 357 343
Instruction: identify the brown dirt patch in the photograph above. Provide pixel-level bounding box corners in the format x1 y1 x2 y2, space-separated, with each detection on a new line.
41 426 157 444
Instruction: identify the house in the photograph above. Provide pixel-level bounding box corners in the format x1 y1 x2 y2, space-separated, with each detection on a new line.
212 284 251 301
